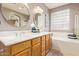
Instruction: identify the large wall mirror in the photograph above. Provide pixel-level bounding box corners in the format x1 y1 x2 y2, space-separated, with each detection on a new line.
1 3 30 27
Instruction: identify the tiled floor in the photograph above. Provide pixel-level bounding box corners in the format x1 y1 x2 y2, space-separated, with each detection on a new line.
47 49 63 56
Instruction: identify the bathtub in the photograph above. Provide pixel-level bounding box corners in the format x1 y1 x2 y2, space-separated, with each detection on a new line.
52 32 79 56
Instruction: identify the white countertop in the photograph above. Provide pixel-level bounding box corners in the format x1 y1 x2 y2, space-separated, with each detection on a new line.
0 31 52 46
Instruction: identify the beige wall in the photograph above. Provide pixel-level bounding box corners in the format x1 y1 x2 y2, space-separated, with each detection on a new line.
0 3 49 31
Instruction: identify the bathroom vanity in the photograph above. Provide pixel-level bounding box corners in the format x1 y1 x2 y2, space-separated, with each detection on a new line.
0 32 52 56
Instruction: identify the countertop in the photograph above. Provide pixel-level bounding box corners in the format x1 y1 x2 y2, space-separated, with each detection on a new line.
0 31 52 46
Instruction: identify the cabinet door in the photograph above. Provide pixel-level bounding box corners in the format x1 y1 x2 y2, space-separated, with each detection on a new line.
16 48 31 56
41 36 45 56
32 43 41 56
45 34 51 54
42 40 45 52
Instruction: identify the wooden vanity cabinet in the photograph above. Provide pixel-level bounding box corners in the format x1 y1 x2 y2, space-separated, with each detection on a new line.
0 34 52 56
32 38 41 56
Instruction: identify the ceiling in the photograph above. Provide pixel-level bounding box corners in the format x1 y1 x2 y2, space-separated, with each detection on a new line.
44 3 69 9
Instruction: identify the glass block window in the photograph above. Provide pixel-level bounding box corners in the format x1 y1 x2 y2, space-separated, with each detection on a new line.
51 9 70 31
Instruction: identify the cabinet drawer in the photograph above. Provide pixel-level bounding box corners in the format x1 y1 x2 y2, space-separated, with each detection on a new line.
32 37 40 46
11 40 31 55
15 48 31 56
